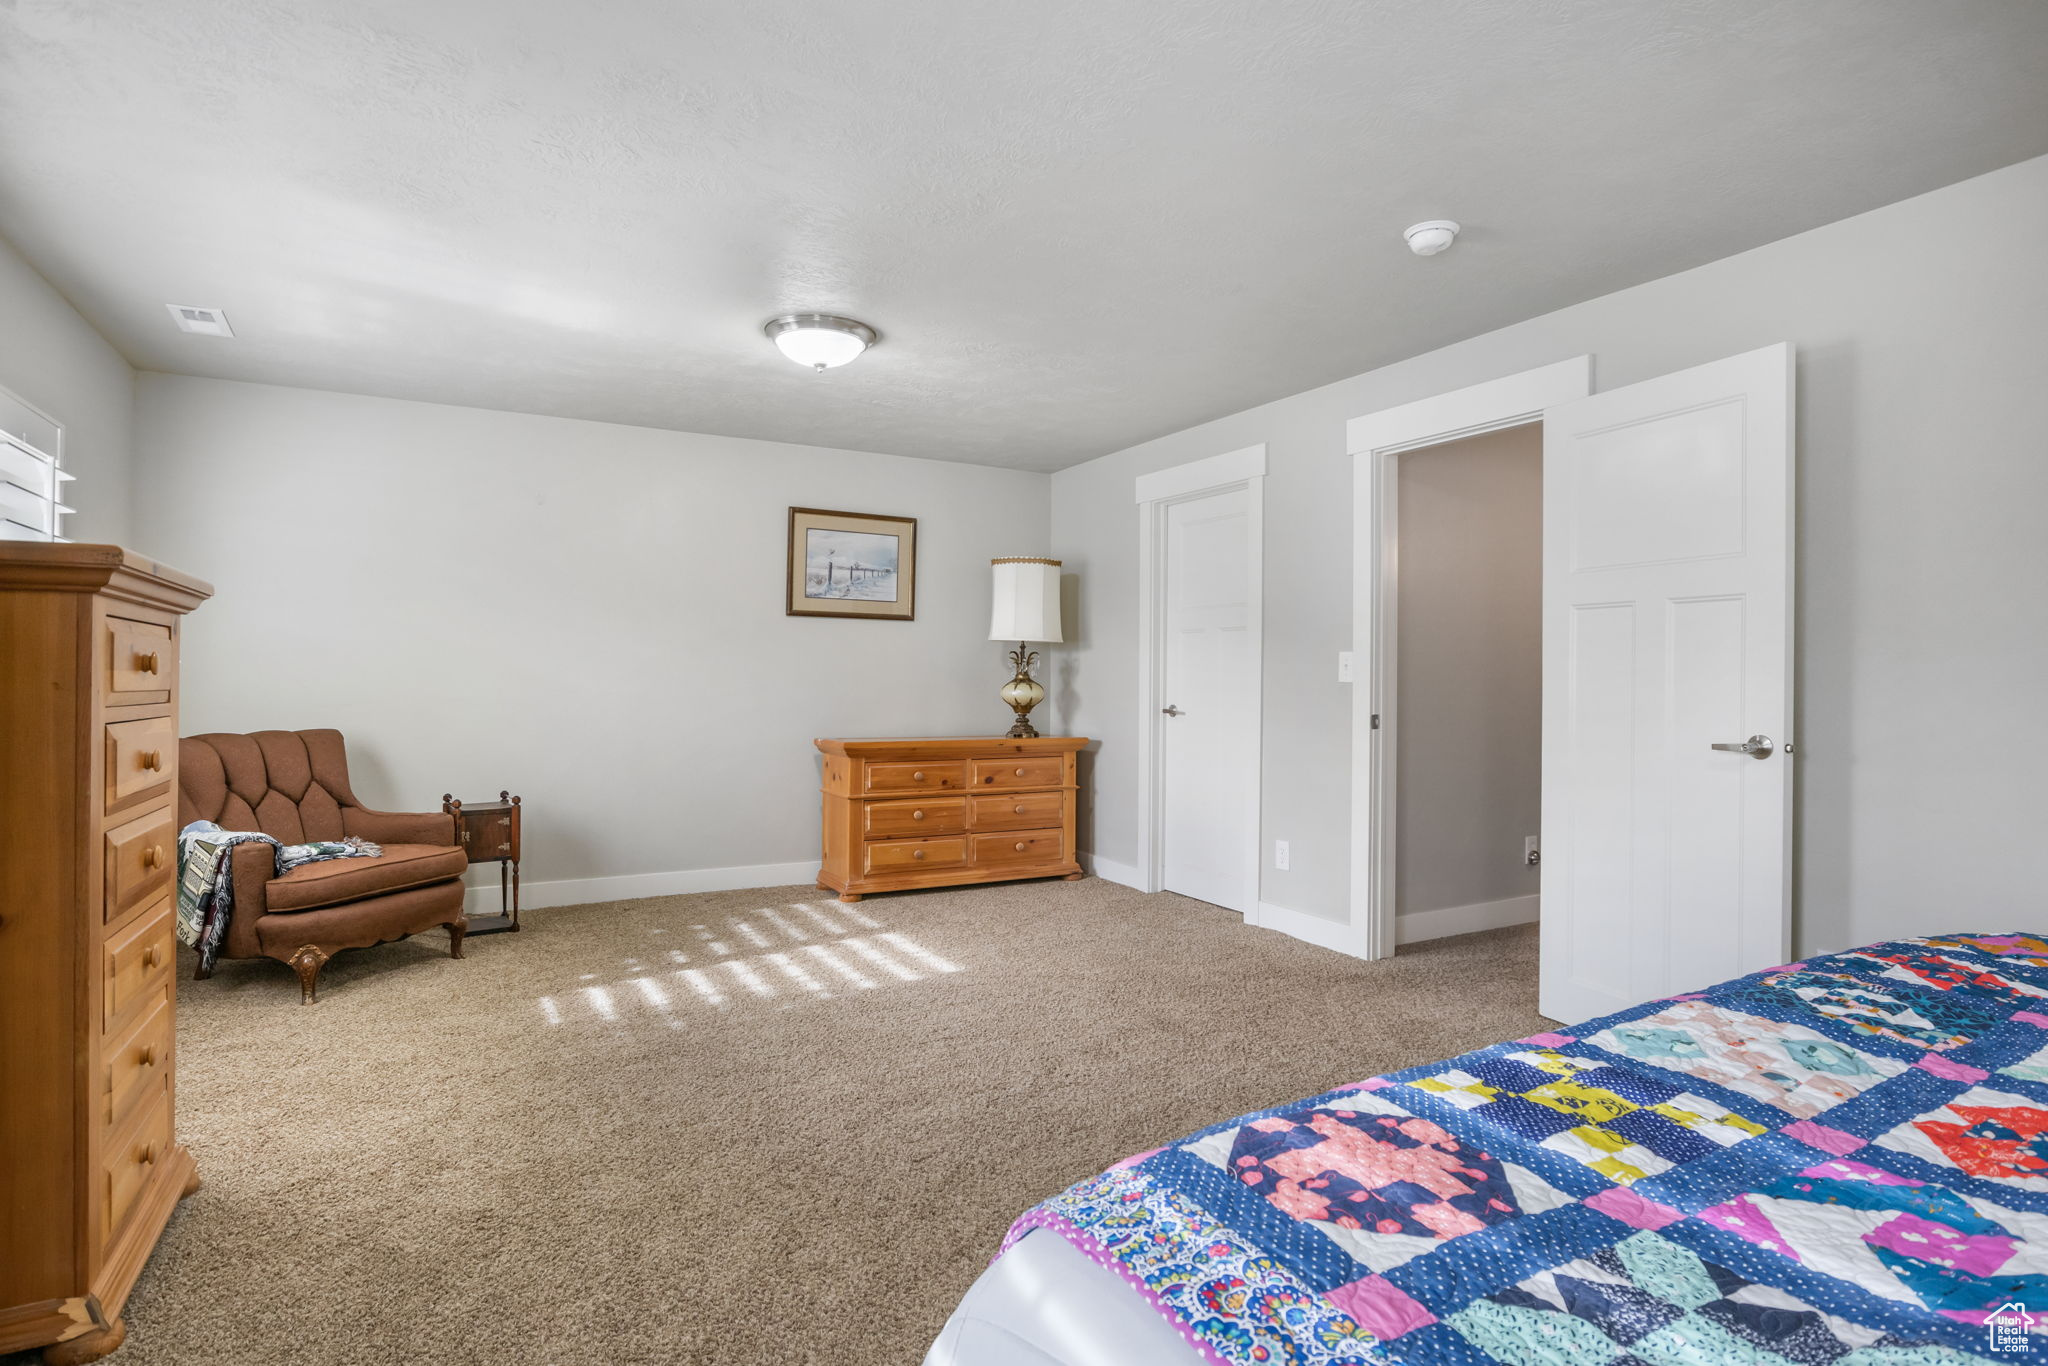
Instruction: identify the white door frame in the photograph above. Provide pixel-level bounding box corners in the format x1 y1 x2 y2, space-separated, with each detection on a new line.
1134 444 1266 912
1347 359 1591 958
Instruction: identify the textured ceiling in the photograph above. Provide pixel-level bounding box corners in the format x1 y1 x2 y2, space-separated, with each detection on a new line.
2 1 2046 471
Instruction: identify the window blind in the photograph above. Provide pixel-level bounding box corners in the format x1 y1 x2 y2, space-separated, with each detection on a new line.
0 388 70 542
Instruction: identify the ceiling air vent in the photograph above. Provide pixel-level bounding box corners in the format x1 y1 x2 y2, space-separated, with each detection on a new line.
166 304 234 338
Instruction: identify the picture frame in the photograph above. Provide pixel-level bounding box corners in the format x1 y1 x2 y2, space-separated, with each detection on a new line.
786 506 917 620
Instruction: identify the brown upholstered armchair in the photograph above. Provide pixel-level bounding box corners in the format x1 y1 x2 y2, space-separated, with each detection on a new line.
178 729 468 1002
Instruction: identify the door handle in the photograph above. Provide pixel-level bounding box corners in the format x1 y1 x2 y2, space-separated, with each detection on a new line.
1161 705 1183 717
1710 734 1774 760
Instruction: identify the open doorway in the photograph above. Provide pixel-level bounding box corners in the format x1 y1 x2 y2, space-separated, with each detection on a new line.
1390 425 1542 943
1348 348 1794 1022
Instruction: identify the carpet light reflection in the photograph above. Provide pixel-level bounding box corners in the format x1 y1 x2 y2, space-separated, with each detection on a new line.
793 903 845 936
879 932 961 974
725 959 777 998
842 936 919 981
803 943 876 991
765 951 829 997
680 968 727 1008
537 901 967 1025
798 942 872 995
837 904 882 931
756 907 810 941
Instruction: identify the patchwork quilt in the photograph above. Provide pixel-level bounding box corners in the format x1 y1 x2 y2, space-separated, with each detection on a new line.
1003 934 2048 1364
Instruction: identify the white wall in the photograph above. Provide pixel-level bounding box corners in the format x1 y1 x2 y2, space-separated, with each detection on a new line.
132 375 1049 903
0 232 134 542
1394 425 1541 920
1049 151 2048 957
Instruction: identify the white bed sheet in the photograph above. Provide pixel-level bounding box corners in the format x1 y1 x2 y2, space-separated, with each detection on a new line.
924 1228 1205 1366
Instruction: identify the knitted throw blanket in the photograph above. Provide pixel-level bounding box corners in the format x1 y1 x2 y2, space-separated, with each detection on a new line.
175 820 381 973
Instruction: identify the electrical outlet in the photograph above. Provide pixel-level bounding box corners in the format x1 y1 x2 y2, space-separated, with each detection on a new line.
1336 651 1355 682
1524 836 1541 867
1274 839 1291 871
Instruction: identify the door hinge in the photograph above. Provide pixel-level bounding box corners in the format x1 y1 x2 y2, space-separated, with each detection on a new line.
1370 713 1380 730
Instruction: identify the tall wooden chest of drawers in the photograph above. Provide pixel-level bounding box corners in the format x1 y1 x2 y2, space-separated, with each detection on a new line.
815 736 1087 901
0 545 211 1365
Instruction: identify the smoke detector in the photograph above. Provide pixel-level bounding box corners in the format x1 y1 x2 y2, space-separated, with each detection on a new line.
1403 221 1461 257
166 304 234 337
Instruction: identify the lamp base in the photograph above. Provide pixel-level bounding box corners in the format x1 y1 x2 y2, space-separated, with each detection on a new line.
1000 643 1047 740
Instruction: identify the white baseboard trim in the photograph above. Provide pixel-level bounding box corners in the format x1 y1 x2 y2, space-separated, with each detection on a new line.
1077 851 1145 890
462 860 821 915
1396 894 1539 945
1252 901 1367 957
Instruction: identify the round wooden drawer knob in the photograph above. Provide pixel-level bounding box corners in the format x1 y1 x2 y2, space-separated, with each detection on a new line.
141 750 163 771
1015 767 1026 776
1014 841 1027 852
912 849 926 860
912 771 925 780
142 845 164 870
137 651 160 674
1013 804 1026 814
141 946 159 968
138 1144 157 1166
139 1047 156 1067
912 809 925 820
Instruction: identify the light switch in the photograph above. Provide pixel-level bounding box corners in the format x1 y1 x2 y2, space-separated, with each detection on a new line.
1336 651 1355 682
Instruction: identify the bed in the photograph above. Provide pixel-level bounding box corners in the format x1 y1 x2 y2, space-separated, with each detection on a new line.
929 933 2048 1364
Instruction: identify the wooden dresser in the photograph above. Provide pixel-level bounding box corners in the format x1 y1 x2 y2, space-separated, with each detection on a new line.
0 545 211 1365
815 736 1088 901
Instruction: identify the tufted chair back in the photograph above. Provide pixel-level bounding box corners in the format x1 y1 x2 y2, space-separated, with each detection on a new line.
178 729 367 843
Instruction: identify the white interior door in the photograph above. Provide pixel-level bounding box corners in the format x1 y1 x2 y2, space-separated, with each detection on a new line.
1539 343 1794 1022
1161 488 1257 912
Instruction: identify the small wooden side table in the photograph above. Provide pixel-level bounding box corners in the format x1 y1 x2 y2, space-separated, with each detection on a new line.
443 791 522 933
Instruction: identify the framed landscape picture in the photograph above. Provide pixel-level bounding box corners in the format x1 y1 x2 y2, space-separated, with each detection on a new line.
786 507 917 620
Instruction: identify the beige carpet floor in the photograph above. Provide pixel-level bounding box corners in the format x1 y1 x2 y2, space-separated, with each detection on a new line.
55 878 1549 1365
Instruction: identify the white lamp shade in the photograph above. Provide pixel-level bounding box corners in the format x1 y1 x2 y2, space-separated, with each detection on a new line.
989 558 1063 642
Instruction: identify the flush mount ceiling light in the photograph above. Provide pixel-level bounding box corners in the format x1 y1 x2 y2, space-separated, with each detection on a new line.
1403 220 1461 257
763 313 878 372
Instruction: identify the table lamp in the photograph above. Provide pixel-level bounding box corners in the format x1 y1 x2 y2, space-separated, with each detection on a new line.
989 557 1063 738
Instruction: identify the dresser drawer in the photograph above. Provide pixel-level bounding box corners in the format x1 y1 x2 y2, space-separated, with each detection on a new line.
107 617 173 701
103 1083 174 1244
105 808 176 922
864 836 968 874
971 757 1064 790
865 797 967 839
103 989 172 1126
864 761 966 794
970 792 1064 831
105 715 176 812
105 894 175 1028
972 831 1067 866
